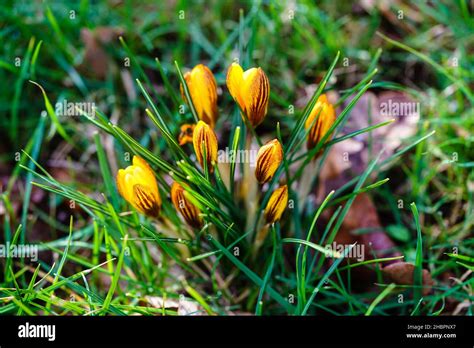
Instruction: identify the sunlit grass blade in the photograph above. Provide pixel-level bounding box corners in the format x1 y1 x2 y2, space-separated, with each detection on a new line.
29 80 71 143
174 60 199 123
20 115 45 244
365 283 396 316
411 202 423 315
285 51 340 154
94 133 120 210
301 244 355 315
102 234 128 315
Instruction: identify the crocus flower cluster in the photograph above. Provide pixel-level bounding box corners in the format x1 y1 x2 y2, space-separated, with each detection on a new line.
116 62 337 227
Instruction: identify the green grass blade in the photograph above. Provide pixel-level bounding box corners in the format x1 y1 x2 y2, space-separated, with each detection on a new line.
411 202 423 315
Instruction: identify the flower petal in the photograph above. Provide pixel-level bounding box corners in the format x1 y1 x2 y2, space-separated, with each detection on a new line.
171 182 203 229
116 156 161 218
255 139 283 184
264 185 288 224
193 120 218 173
242 67 269 126
226 62 245 110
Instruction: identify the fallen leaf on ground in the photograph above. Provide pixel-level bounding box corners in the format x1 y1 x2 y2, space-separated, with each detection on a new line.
328 193 402 291
335 193 400 260
80 27 123 79
145 296 180 309
382 262 434 296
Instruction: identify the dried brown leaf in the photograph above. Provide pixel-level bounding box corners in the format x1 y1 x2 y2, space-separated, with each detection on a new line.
382 262 434 295
80 27 123 79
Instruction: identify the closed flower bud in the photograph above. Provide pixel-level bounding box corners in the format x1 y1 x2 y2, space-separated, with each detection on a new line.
116 156 161 218
226 62 270 127
171 182 203 229
264 185 288 224
304 94 336 152
255 139 283 184
178 123 195 146
193 120 218 173
180 64 218 127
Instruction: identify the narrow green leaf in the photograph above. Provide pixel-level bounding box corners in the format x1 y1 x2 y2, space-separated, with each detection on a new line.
411 202 423 315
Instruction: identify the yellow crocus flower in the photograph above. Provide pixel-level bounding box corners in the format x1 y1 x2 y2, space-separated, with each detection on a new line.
181 64 218 128
304 94 336 152
116 156 161 217
226 62 270 127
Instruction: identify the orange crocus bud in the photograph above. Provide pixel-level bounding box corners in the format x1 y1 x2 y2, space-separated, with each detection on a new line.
193 120 218 173
255 139 283 184
264 185 288 224
304 94 336 152
170 182 203 229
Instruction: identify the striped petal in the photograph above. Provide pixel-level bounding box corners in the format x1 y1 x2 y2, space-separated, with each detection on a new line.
182 64 218 127
193 120 218 173
116 156 161 218
171 182 203 229
255 139 283 184
264 185 288 224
